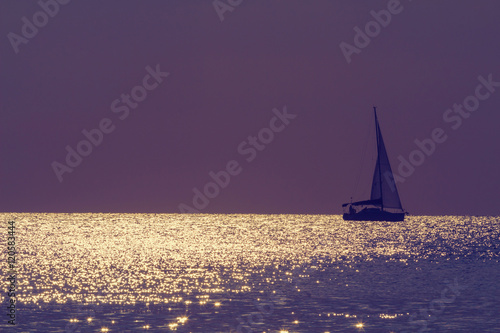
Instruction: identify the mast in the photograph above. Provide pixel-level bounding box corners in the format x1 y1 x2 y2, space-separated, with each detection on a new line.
374 107 383 211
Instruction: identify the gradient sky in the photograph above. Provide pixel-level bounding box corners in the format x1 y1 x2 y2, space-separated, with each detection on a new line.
1 0 500 215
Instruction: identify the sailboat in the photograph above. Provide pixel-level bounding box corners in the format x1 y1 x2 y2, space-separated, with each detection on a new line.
342 107 406 222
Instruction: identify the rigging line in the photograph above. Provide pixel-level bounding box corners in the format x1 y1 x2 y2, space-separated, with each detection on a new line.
352 112 374 200
375 107 383 211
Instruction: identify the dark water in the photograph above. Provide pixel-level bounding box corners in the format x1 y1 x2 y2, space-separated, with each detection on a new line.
1 213 499 332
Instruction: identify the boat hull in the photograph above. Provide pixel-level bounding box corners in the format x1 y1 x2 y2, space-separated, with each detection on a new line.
343 211 405 222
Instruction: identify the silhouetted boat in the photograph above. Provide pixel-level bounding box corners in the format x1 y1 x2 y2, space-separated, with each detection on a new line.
342 107 406 222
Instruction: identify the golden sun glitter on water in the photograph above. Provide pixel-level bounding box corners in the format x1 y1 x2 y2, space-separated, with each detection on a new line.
1 213 499 332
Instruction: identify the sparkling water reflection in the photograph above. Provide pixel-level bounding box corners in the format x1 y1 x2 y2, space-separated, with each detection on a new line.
1 214 499 332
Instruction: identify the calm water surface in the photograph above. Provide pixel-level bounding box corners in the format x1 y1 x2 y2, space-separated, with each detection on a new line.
1 213 499 332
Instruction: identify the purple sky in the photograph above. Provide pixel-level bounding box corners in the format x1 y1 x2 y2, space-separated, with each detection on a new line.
1 0 500 215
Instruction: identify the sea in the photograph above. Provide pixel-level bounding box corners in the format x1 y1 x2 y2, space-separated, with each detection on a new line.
1 213 499 332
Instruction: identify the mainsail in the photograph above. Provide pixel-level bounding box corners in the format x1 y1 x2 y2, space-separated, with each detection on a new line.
370 110 402 210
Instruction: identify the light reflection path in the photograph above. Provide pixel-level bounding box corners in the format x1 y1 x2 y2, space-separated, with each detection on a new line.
0 213 498 332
